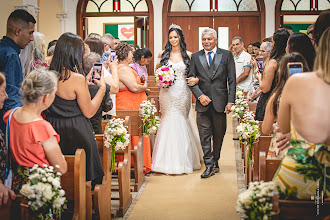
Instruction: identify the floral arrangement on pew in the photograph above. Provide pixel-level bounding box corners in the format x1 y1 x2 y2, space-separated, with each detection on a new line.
154 65 176 88
237 181 276 220
20 164 66 220
104 118 130 172
236 111 260 168
139 100 160 137
231 90 248 119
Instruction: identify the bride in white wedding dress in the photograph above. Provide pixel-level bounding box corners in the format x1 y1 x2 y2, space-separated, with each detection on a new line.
151 24 203 174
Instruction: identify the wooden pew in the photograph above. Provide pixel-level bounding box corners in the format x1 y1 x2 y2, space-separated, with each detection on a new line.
102 111 145 193
259 151 281 182
94 135 112 219
248 102 257 113
272 190 330 219
251 136 272 182
102 116 132 217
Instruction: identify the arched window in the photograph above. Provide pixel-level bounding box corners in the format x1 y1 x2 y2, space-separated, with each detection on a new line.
276 0 329 29
86 0 148 12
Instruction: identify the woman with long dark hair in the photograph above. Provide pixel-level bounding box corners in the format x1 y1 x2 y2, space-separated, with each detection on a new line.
286 32 315 70
151 24 203 175
255 29 290 121
45 32 105 187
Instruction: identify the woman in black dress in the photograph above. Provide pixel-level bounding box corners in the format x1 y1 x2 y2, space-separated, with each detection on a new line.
255 29 289 121
45 33 105 185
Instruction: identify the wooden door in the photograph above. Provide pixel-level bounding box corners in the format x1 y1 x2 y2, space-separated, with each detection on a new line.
214 16 261 49
166 16 212 53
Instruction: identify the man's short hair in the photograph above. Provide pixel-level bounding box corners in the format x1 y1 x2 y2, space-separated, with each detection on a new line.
83 52 101 75
201 28 217 40
252 41 261 48
232 36 243 43
7 9 36 34
102 33 115 45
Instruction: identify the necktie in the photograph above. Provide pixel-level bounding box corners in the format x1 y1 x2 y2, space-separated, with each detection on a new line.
208 51 213 65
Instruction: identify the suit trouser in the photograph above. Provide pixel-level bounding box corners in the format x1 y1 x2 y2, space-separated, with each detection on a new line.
196 104 227 168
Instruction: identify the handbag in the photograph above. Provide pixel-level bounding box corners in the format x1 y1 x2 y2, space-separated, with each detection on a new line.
4 107 20 189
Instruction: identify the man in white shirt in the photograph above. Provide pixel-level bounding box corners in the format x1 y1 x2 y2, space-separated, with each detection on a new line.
232 36 252 92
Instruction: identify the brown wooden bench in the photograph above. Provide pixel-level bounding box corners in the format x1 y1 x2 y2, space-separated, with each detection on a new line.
272 190 330 219
251 136 272 182
248 102 257 113
102 116 132 217
259 151 281 182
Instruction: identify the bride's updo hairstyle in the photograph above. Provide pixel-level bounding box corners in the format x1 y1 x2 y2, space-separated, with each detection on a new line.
20 69 58 103
160 24 190 71
115 42 132 62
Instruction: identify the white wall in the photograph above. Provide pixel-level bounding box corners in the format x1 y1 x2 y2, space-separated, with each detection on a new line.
87 16 134 36
264 0 276 38
64 0 79 34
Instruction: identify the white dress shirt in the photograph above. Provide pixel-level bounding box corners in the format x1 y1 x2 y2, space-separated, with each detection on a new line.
204 47 217 65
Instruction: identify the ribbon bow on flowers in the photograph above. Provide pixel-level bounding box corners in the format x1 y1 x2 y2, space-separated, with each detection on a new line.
236 111 260 168
139 100 160 137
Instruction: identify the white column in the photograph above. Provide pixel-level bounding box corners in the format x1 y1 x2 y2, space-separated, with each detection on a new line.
63 0 79 34
152 0 164 68
57 13 68 35
264 0 276 37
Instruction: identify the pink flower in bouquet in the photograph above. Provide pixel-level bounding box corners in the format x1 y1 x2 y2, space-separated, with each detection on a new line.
154 65 176 88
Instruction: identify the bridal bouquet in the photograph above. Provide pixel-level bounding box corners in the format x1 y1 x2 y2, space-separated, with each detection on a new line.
154 65 176 88
104 118 130 172
20 164 66 220
237 181 276 219
236 111 260 167
139 100 160 136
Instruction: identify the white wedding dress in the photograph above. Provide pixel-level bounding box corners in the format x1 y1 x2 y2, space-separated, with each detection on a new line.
151 60 203 174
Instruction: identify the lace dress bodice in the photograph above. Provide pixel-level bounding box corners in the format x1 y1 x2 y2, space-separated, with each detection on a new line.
159 61 191 117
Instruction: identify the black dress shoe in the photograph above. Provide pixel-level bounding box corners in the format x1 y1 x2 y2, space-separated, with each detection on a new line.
213 162 220 173
201 166 215 178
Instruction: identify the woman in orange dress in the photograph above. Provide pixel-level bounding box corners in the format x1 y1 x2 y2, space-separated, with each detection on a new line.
115 42 151 173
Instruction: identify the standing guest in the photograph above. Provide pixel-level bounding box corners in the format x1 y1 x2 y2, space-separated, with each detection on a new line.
0 72 14 206
45 32 105 186
263 36 272 42
307 24 316 49
273 28 330 200
286 32 315 70
84 37 104 57
248 41 272 102
252 42 261 58
281 25 293 35
20 32 48 76
45 45 55 65
115 42 151 173
114 37 120 49
262 53 310 159
255 29 290 121
232 36 252 92
129 48 152 82
47 40 57 54
87 33 101 40
4 69 67 191
101 33 115 62
0 9 35 132
313 9 330 47
247 43 253 55
83 52 114 134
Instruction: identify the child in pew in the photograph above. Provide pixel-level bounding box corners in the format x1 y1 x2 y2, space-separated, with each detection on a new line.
3 69 67 192
262 53 310 159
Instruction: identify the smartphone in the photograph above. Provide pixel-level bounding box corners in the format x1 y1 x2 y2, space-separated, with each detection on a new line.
92 62 102 83
256 58 263 73
287 62 303 76
110 51 116 61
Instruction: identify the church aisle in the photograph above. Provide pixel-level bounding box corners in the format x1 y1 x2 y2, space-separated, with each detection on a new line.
127 114 239 220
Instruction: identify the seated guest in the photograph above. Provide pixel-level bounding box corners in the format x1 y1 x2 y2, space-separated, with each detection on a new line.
255 29 290 121
273 28 330 199
83 52 114 134
248 42 272 102
0 72 15 206
45 32 105 185
4 69 67 191
20 32 48 76
115 42 151 173
286 32 315 70
263 53 310 159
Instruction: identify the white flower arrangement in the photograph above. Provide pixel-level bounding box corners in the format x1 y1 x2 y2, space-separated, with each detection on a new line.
236 111 260 167
20 164 66 220
139 100 160 137
104 118 130 172
236 90 244 100
237 181 276 219
231 98 249 119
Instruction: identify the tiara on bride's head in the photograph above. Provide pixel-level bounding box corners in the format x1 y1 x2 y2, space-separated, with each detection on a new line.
169 24 182 31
